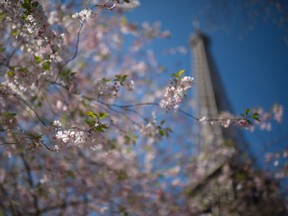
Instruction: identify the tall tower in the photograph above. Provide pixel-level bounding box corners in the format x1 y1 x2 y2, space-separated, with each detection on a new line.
188 32 287 216
190 32 242 176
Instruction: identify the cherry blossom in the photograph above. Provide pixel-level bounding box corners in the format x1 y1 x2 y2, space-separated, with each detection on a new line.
0 1 286 215
160 74 194 111
72 8 92 22
273 104 284 123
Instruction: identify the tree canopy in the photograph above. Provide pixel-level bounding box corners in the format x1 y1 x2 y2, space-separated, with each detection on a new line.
0 0 286 215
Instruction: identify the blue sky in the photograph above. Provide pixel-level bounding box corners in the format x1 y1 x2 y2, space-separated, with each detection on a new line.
126 1 288 170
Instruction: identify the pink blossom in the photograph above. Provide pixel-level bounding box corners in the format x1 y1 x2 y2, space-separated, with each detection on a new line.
221 118 232 128
160 76 194 112
238 119 249 127
104 2 116 10
273 104 283 123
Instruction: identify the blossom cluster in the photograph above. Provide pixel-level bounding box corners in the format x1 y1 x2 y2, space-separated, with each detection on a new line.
217 112 250 128
199 104 284 130
273 104 284 123
142 21 171 39
251 104 284 131
71 0 140 23
55 129 85 147
140 112 172 141
94 78 134 99
53 120 85 147
141 112 158 138
160 76 194 111
95 79 120 97
265 151 288 179
265 151 288 163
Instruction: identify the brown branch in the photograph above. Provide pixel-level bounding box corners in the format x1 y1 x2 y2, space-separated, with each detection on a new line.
38 199 92 214
56 22 84 81
20 153 41 216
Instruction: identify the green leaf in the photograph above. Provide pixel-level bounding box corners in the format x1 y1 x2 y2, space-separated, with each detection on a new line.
119 206 129 216
86 111 97 118
95 126 104 132
85 119 96 127
94 123 109 133
42 60 51 71
20 67 29 73
12 30 19 37
26 133 42 143
235 172 247 181
115 74 128 84
122 16 128 25
100 124 109 129
31 1 39 7
0 13 6 21
35 55 42 64
0 44 5 52
173 69 185 78
21 3 30 9
252 112 261 121
7 71 15 77
98 112 109 120
117 170 128 181
252 112 259 119
247 119 252 125
185 188 194 197
60 69 76 82
124 134 138 145
245 108 251 115
159 129 166 137
123 0 130 3
102 78 111 83
2 112 16 118
160 128 173 137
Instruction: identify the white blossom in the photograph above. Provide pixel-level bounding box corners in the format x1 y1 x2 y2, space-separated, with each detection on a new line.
160 76 194 112
52 120 62 127
55 129 85 146
72 9 92 22
124 80 135 91
53 145 59 151
199 116 207 122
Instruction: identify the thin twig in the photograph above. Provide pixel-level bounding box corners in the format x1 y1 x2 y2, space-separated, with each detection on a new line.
17 95 48 126
98 101 159 108
98 100 201 121
6 41 23 66
0 136 30 146
178 109 200 121
56 22 84 81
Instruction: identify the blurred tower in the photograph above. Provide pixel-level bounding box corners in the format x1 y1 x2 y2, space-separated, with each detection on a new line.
188 32 287 215
190 32 245 176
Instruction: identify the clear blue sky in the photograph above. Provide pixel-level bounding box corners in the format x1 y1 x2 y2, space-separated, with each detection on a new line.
127 1 288 170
